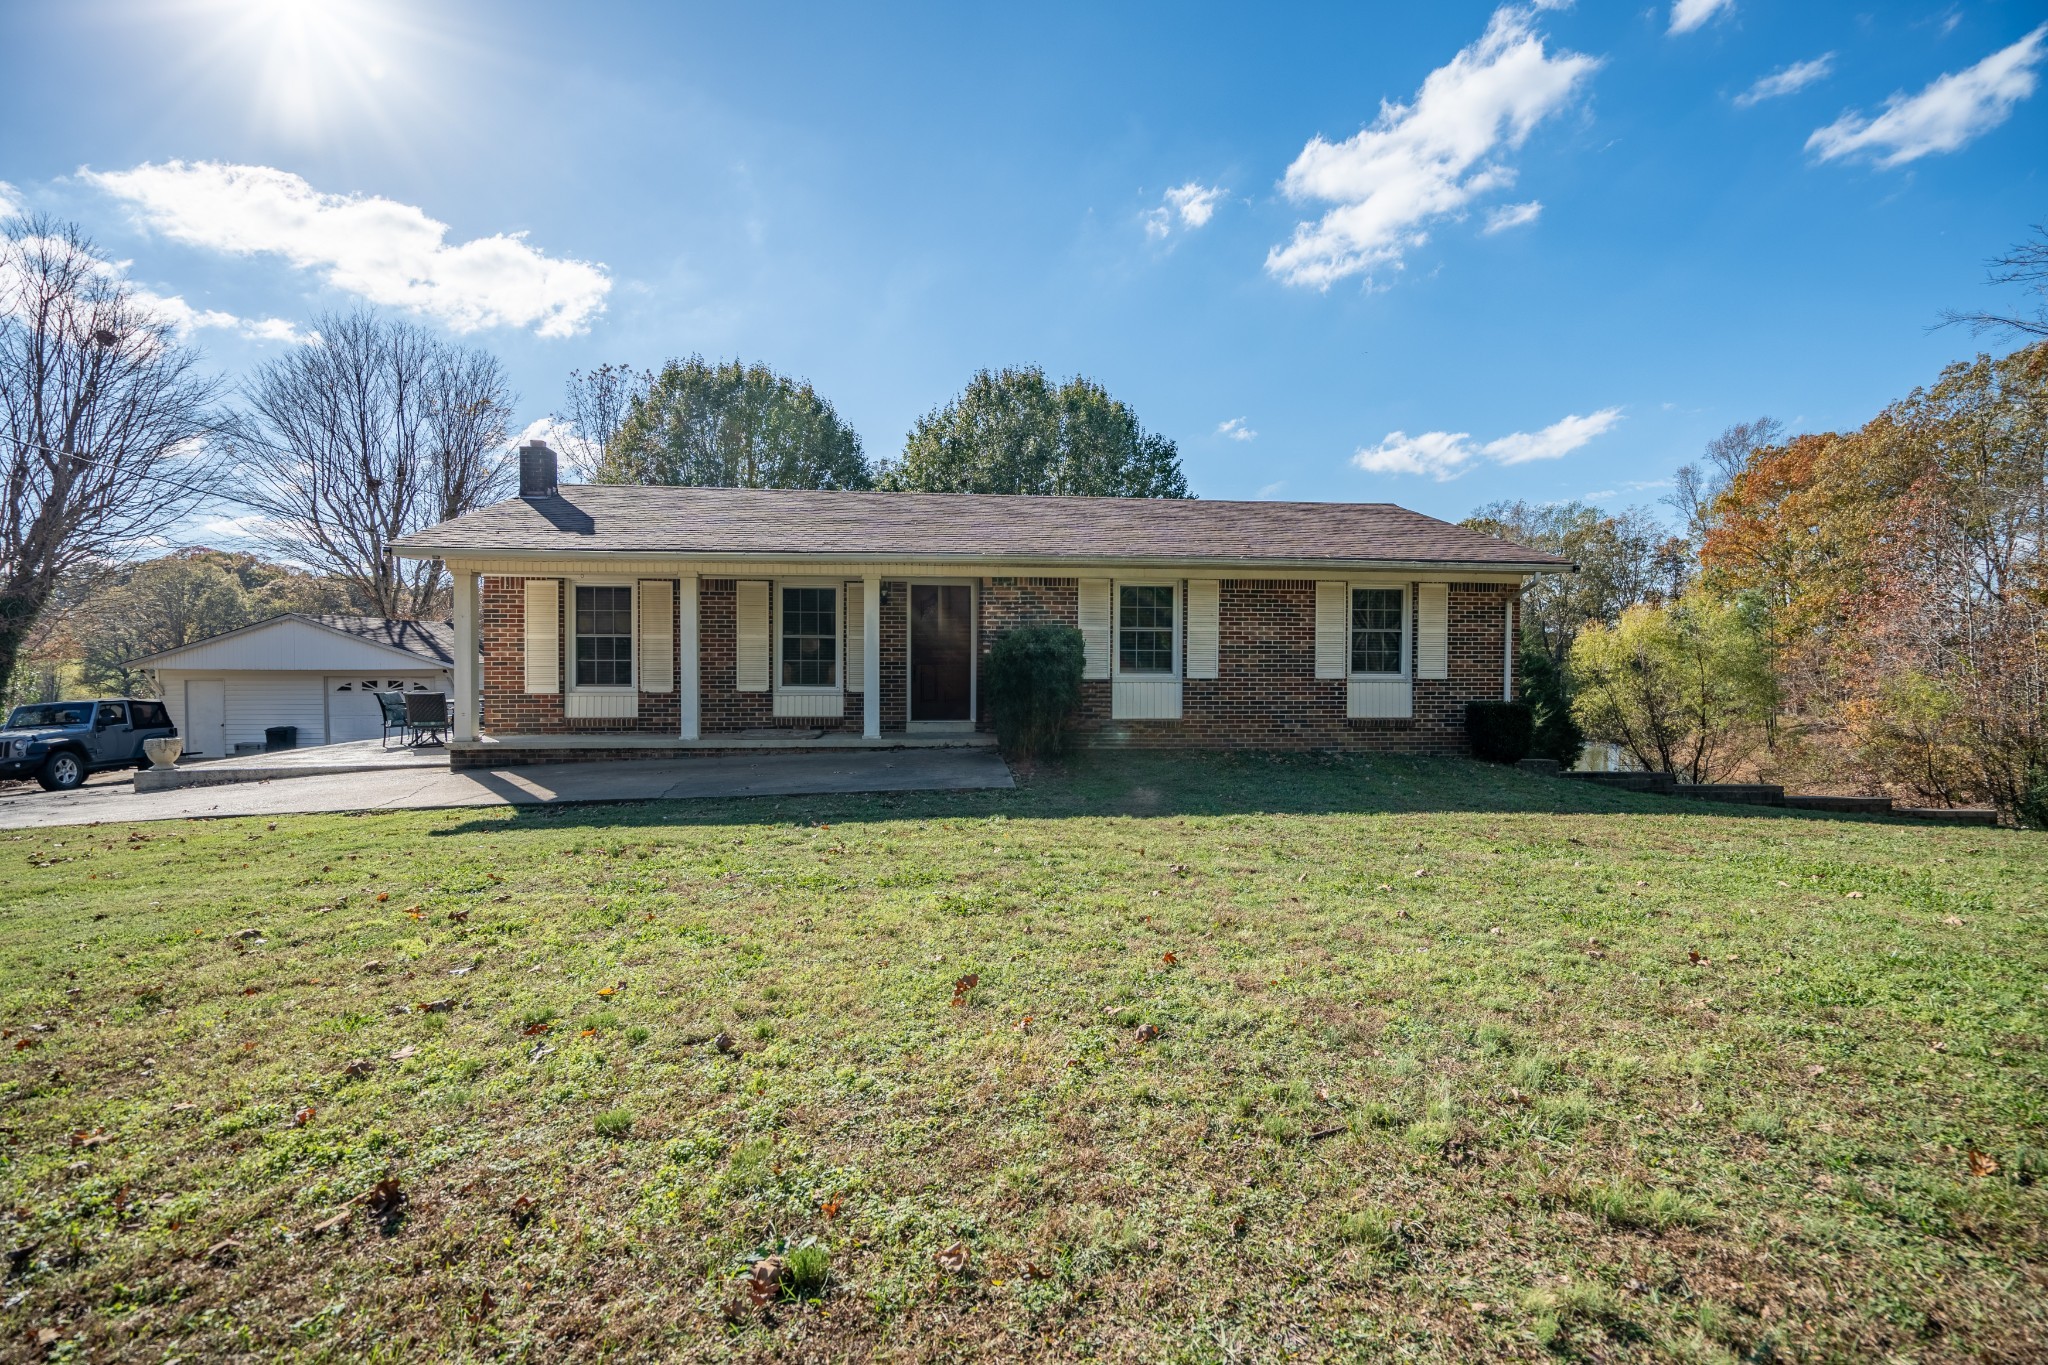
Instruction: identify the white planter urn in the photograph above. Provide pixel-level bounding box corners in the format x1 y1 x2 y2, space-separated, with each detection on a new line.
143 736 184 767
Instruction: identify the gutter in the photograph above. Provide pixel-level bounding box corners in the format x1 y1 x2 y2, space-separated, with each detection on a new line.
390 545 1574 577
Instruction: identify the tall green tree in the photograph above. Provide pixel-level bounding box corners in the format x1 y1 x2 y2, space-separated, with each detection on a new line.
879 367 1189 498
599 357 871 490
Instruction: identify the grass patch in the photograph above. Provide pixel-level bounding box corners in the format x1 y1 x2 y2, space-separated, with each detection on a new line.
0 750 2043 1360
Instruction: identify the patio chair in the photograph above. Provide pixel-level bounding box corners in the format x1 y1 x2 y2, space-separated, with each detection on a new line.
376 691 411 748
404 691 451 748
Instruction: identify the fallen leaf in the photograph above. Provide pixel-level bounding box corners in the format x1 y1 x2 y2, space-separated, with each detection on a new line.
579 1028 597 1038
416 998 455 1013
471 1286 497 1323
342 1059 374 1079
241 986 260 997
294 1106 315 1127
376 893 389 902
1022 1260 1049 1281
820 1197 841 1219
13 1038 36 1051
1688 950 1704 966
597 986 617 998
1133 1023 1160 1043
934 1241 971 1275
1161 952 1178 966
713 1031 735 1054
1013 1014 1032 1033
69 1128 109 1150
522 1022 551 1036
1942 915 1965 926
1968 1150 2001 1178
240 1041 256 1053
448 910 469 924
389 1046 417 1061
1846 891 1865 900
206 1238 239 1265
360 1177 406 1217
747 1255 786 1308
404 905 424 920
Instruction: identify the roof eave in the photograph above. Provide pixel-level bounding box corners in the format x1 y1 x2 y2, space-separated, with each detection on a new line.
392 544 1572 576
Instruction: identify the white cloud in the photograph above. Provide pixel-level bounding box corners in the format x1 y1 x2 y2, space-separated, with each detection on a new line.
1265 5 1598 289
1146 181 1227 239
130 285 314 344
1352 407 1623 481
83 160 610 337
1807 25 2046 167
1483 200 1543 233
1735 54 1834 107
1668 0 1734 36
1217 417 1257 441
1254 480 1288 499
0 180 23 219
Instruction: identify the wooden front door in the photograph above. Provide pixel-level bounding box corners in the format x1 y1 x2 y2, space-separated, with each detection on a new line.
910 584 973 722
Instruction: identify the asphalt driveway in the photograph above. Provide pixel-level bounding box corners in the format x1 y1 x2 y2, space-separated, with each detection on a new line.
0 748 1014 829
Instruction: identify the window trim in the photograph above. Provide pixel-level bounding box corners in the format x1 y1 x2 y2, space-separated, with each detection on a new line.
1348 582 1410 681
774 579 843 694
1113 579 1181 680
567 578 636 693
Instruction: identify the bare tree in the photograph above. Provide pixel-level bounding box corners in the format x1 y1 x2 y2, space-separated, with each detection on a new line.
226 311 514 618
555 362 648 479
1669 416 1783 546
0 215 223 694
1940 223 2048 340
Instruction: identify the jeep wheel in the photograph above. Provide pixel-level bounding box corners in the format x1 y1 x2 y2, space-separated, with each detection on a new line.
36 750 85 791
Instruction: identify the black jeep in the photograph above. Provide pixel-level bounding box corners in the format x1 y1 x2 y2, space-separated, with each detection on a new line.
0 699 177 791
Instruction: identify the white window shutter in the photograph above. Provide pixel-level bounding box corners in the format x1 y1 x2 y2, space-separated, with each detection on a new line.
639 580 674 693
1416 582 1448 680
735 580 770 692
1186 579 1219 679
843 582 864 692
1314 581 1348 680
523 579 559 694
1078 579 1111 680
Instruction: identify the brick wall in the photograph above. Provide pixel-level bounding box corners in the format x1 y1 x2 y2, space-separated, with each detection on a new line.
479 573 1520 754
970 576 1519 755
478 576 681 735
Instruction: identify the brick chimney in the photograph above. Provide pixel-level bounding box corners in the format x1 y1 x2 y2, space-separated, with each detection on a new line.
518 440 558 499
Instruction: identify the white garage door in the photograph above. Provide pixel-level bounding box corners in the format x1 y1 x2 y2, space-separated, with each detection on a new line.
326 674 451 743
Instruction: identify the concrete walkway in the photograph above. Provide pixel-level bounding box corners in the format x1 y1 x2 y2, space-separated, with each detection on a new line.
0 748 1014 830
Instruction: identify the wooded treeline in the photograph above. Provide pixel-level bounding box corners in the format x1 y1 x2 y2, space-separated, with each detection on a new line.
1481 342 2048 824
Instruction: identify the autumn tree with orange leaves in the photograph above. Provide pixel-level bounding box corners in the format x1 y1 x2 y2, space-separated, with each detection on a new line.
1700 343 2048 823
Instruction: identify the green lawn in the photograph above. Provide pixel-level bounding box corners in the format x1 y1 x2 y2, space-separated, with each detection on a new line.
2 754 2044 1362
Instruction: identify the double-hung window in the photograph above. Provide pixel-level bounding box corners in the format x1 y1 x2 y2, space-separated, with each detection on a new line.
574 584 634 687
1350 586 1406 677
1118 584 1177 675
779 585 839 689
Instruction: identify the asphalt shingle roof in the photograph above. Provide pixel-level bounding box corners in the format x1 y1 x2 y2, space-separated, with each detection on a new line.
393 486 1571 572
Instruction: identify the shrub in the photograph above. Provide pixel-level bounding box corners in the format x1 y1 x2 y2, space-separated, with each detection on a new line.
1465 701 1534 763
984 622 1086 759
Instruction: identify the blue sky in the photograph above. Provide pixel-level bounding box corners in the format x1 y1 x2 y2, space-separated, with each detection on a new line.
3 0 2044 534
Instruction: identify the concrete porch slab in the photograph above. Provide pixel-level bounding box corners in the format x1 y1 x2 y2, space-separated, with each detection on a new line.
135 738 451 791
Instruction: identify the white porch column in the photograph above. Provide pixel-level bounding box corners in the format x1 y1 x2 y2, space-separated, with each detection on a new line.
680 573 701 740
452 568 479 741
862 573 881 738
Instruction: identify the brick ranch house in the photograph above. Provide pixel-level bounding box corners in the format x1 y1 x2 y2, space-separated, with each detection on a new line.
392 442 1572 768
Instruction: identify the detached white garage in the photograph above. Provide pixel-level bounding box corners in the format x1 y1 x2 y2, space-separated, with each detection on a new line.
138 615 455 758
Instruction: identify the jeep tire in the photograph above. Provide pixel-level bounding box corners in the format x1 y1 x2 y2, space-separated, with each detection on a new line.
36 750 85 791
